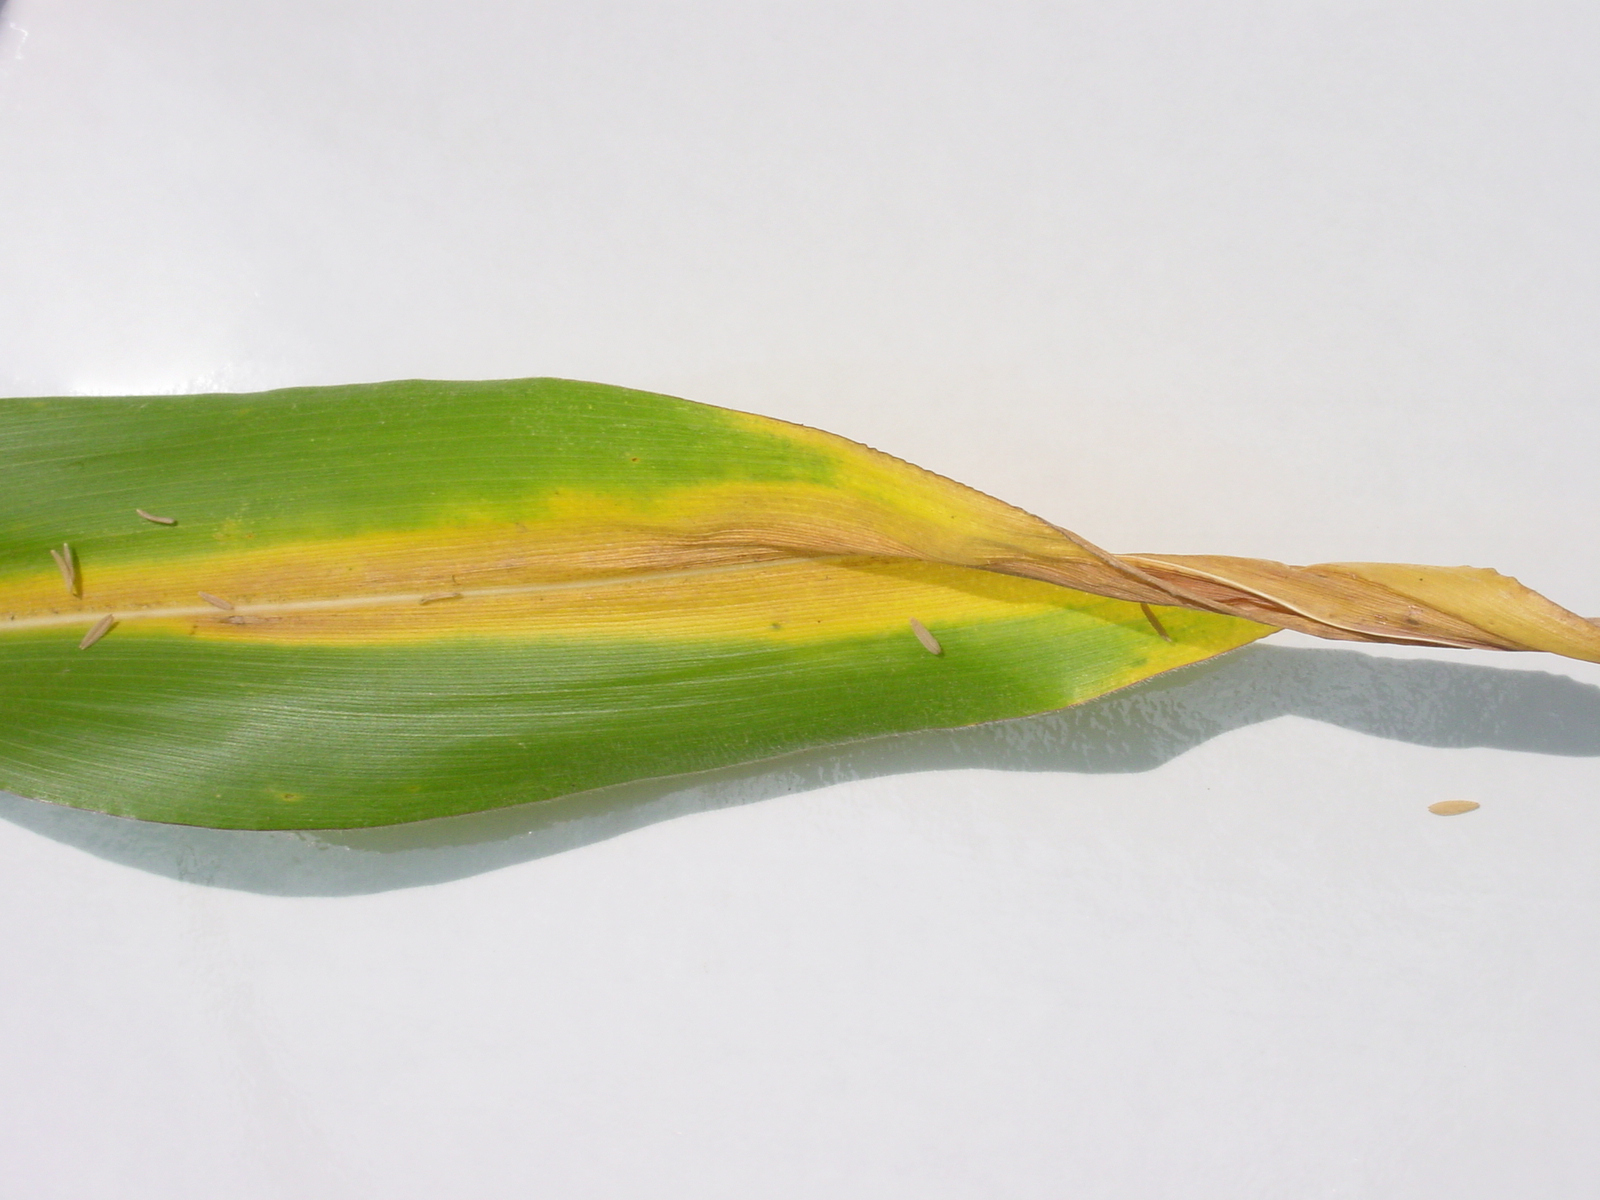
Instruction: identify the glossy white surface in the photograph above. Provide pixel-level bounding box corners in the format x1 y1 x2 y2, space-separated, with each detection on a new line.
3 3 1598 1196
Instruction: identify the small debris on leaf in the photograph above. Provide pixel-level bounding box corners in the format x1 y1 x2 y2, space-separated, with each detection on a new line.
78 614 115 649
1140 602 1173 642
50 543 78 596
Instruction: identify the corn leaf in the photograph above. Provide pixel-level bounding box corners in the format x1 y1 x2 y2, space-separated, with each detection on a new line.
2 378 1594 830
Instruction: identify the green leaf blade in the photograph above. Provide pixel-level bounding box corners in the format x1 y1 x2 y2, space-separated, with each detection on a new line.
1 376 1279 828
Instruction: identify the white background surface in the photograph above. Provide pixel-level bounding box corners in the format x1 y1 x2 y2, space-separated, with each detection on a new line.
3 2 1600 1196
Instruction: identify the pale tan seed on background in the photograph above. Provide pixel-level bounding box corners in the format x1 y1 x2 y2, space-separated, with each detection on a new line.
78 614 115 650
909 618 943 656
135 509 177 525
198 591 234 610
1428 800 1481 816
419 591 463 604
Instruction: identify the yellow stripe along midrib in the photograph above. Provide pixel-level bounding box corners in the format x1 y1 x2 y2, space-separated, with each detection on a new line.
0 557 1123 646
10 471 1093 591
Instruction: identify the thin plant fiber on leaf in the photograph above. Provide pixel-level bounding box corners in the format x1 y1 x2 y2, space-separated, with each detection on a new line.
1 377 1594 830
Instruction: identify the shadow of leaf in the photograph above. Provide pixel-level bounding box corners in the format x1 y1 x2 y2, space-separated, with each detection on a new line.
3 644 1597 895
